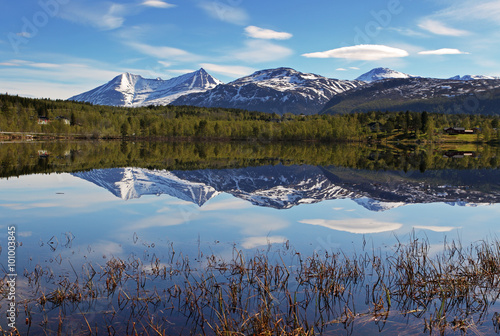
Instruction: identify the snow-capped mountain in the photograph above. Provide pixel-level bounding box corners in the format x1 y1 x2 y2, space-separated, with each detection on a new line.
356 67 414 83
171 67 363 115
449 75 500 80
67 66 500 114
72 165 498 211
69 68 222 107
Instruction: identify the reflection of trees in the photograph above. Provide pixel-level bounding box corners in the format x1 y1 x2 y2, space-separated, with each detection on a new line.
0 141 499 178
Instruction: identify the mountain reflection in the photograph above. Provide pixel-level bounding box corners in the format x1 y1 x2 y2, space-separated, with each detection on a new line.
73 164 500 211
1 141 499 211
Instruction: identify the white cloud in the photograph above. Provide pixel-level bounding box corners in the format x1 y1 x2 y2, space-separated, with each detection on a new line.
0 62 21 66
0 58 130 99
244 26 292 40
28 62 62 68
388 27 428 38
432 0 500 24
220 213 289 236
59 3 127 30
127 42 198 61
418 19 470 37
199 1 249 25
199 63 255 78
16 32 32 38
0 60 60 68
302 44 409 61
130 214 190 230
418 48 470 55
157 60 172 67
142 0 176 8
233 40 293 63
241 236 287 249
336 67 360 71
200 198 251 211
299 218 403 234
413 225 458 232
167 69 197 74
18 231 32 238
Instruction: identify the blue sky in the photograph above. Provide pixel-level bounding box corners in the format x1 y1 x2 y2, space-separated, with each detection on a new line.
1 0 500 99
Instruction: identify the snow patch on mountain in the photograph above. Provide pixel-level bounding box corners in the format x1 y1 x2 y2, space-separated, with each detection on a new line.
356 67 414 83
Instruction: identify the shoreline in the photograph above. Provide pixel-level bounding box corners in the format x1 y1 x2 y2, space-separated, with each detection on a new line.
0 131 497 145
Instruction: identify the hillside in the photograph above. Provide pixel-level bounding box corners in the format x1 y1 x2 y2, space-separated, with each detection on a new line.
321 78 500 115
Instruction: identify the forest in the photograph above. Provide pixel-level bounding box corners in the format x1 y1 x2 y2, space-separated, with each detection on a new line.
0 93 499 142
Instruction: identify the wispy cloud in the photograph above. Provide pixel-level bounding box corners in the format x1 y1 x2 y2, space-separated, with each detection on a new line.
167 69 198 74
16 32 32 38
59 2 127 30
418 19 470 37
0 60 61 68
219 213 289 236
126 42 198 61
413 225 458 232
244 26 292 40
199 63 254 78
299 218 402 234
336 67 359 71
0 57 130 98
302 44 409 61
198 1 249 25
432 0 500 24
233 40 293 63
241 236 287 249
157 60 172 67
419 48 470 55
142 0 176 9
387 27 428 38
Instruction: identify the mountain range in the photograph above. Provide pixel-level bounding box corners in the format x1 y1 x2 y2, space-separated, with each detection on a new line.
171 68 362 115
69 67 500 115
72 165 499 211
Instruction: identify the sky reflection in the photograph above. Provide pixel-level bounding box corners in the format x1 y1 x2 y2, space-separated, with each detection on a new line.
0 170 499 272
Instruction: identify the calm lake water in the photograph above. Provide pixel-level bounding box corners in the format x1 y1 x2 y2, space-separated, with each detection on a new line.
1 141 500 335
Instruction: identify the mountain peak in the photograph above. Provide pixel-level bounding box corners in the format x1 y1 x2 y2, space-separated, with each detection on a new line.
356 67 413 83
449 74 500 80
69 69 222 107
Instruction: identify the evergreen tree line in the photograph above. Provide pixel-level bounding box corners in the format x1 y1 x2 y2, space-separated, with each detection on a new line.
1 94 499 142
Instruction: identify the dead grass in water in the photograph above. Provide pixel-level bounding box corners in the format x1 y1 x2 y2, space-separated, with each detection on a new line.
1 235 500 335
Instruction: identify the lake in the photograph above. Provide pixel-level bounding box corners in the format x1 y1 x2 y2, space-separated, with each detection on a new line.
1 141 500 335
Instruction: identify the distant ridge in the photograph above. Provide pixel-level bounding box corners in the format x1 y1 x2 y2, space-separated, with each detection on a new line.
449 75 500 80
